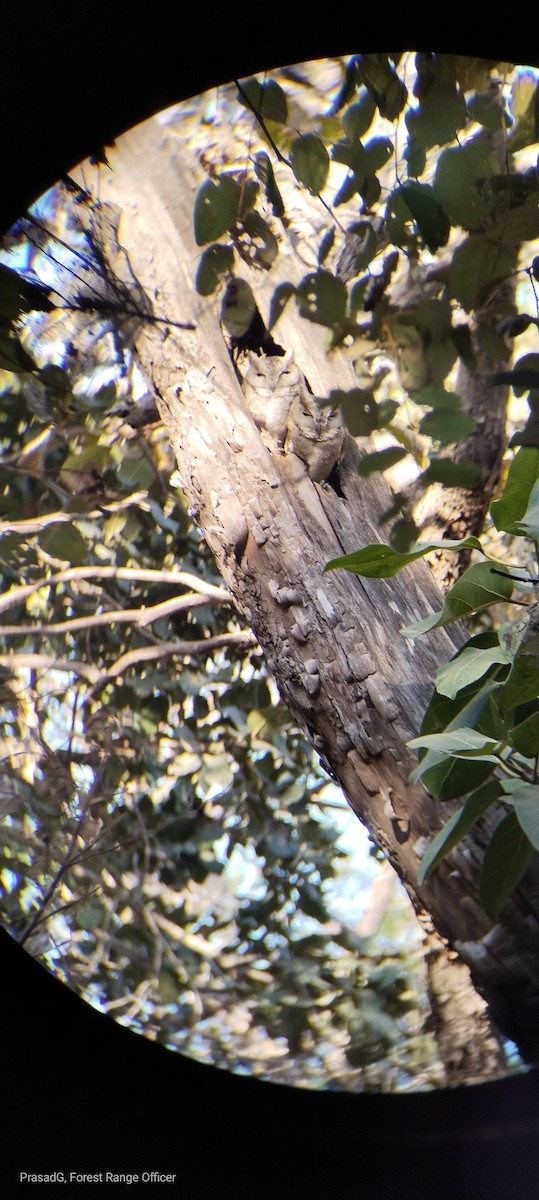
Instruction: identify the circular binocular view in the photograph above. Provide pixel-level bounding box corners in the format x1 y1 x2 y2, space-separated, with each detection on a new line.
1 52 539 1096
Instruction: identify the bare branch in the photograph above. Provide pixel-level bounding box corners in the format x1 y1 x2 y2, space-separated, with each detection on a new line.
0 653 100 684
0 491 150 537
0 630 257 688
0 565 233 616
97 629 258 684
0 590 235 637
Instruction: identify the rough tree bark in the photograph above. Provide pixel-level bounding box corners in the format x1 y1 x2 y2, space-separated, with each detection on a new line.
87 112 539 1071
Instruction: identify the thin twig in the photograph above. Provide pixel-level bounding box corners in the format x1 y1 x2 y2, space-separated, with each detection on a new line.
0 491 150 537
96 629 257 684
0 590 233 637
0 565 232 615
0 629 258 688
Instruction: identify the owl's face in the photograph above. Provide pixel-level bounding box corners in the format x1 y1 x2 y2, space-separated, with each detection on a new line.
319 405 342 431
246 352 300 394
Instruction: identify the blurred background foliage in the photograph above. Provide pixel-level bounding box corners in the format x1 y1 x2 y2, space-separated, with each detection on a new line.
0 249 440 1091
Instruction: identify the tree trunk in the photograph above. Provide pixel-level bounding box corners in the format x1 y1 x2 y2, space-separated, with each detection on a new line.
89 113 539 1067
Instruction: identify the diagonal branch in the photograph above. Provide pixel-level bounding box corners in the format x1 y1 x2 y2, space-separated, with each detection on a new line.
0 630 257 688
0 590 234 637
0 566 233 616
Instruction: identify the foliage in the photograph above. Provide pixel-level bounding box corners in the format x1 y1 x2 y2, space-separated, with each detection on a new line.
0 209 439 1090
328 444 539 916
193 54 539 530
3 49 539 1081
193 54 539 920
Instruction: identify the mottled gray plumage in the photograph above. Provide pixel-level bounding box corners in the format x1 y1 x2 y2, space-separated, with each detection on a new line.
286 392 345 482
242 350 345 481
241 352 302 447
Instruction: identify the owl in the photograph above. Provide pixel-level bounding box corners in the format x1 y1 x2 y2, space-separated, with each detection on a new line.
241 352 303 447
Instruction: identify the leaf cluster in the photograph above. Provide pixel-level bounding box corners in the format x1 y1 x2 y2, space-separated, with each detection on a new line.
191 56 539 539
0 218 439 1091
327 443 539 917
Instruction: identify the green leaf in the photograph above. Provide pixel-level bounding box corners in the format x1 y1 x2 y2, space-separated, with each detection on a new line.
342 94 377 140
435 646 511 699
295 270 347 332
324 535 483 580
0 264 53 319
454 57 500 92
220 278 257 337
451 324 476 370
412 749 496 801
194 175 241 246
420 458 482 488
332 138 393 204
195 244 234 296
408 727 500 759
358 54 408 120
491 447 539 533
237 78 288 124
448 236 516 311
491 356 539 395
417 780 502 884
414 385 461 410
415 679 501 800
326 388 378 436
510 399 539 450
268 281 295 329
508 712 539 758
290 134 330 195
0 330 37 373
433 140 498 229
406 60 467 148
507 784 539 850
401 562 514 639
479 810 535 918
356 447 408 476
76 904 105 931
486 191 539 247
404 135 427 178
499 612 539 717
40 522 89 565
116 450 156 491
390 183 450 252
62 442 112 472
422 657 499 727
240 212 279 267
467 91 509 133
418 408 475 446
511 478 539 539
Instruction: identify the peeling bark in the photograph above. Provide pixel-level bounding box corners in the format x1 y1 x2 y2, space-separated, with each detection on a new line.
87 114 539 1068
418 915 507 1085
